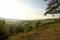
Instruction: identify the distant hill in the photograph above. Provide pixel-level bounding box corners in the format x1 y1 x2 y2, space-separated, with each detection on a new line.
0 17 58 24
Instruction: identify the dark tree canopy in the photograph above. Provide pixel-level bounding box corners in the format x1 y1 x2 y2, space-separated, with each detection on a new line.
44 0 60 16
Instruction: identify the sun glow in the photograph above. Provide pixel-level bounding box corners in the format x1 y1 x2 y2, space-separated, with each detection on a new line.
0 0 32 20
0 0 54 20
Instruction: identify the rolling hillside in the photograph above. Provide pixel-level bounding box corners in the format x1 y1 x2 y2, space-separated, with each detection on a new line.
1 18 60 40
30 23 60 40
8 20 60 40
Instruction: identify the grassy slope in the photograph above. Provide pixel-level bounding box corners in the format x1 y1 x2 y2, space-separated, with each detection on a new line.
8 22 60 40
30 22 60 40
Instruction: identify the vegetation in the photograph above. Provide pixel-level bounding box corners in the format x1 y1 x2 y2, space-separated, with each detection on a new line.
44 0 60 17
1 0 60 38
0 18 60 40
1 0 60 40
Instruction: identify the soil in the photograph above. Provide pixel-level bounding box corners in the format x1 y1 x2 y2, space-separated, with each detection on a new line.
29 23 60 40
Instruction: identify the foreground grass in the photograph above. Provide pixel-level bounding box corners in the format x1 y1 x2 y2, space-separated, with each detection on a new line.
8 18 60 40
30 22 60 40
8 22 58 40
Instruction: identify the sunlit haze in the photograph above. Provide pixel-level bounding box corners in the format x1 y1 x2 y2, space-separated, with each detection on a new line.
0 0 55 20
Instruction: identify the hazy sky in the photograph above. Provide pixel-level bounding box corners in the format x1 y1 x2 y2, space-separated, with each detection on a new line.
0 0 55 20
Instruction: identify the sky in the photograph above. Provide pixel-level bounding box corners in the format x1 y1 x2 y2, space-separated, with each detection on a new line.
0 0 56 20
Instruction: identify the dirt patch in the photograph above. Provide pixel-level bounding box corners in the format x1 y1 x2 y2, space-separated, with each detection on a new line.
30 23 60 40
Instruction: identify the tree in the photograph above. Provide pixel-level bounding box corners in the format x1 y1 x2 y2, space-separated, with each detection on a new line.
44 0 60 16
15 26 24 33
9 27 15 35
0 19 5 30
23 23 32 32
0 19 8 40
